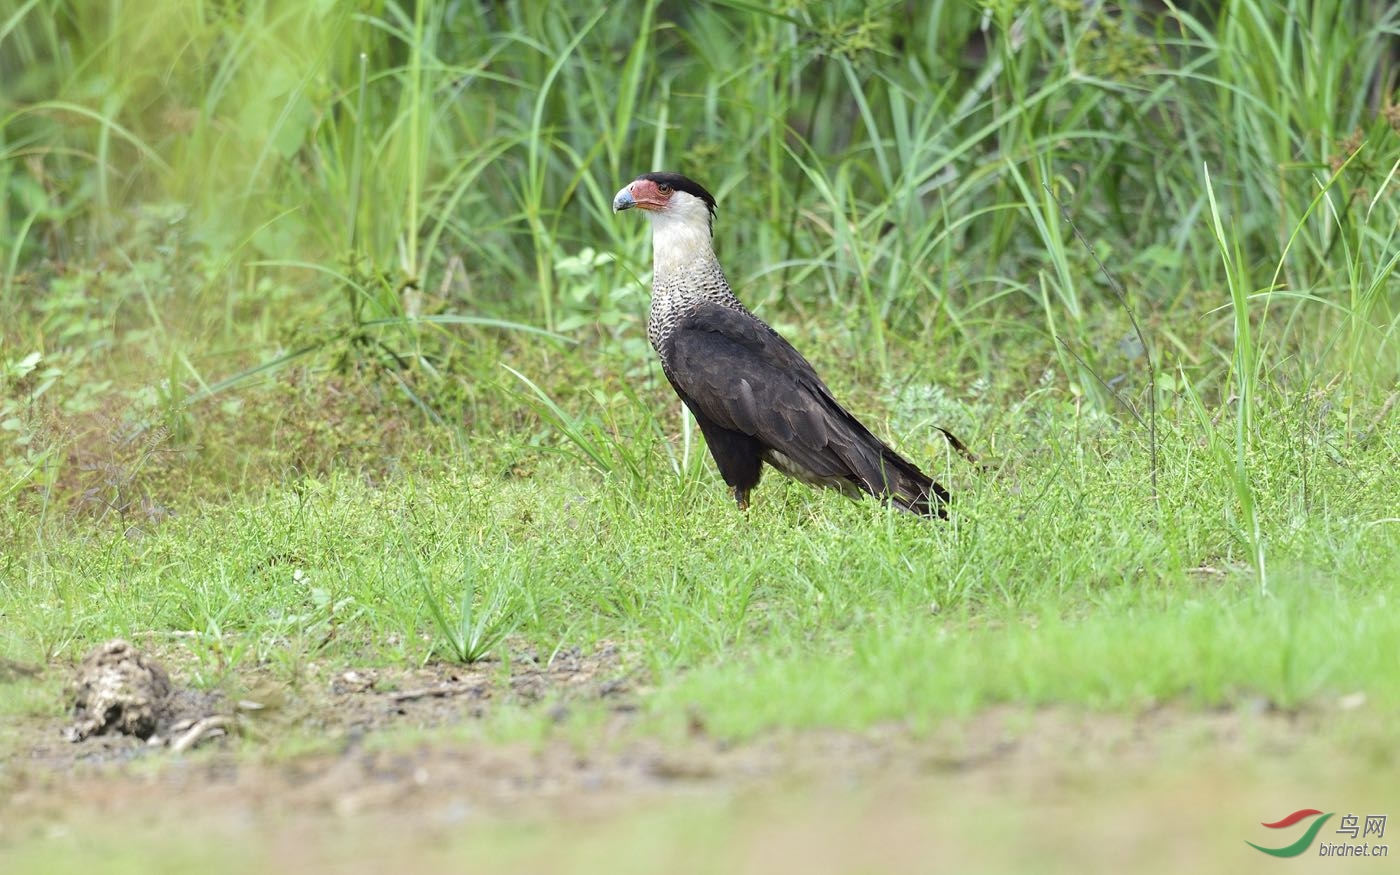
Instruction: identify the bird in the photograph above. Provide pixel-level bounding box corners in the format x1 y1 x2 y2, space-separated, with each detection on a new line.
612 171 949 517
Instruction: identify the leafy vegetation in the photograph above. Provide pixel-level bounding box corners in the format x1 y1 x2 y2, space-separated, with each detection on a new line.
2 0 1398 743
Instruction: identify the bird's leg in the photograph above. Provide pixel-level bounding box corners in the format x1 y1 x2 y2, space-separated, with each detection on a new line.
732 487 750 511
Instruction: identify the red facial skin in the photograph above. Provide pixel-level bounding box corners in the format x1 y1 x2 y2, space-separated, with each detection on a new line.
624 178 674 211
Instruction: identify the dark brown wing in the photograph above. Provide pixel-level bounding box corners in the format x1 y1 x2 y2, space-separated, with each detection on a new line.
660 302 946 515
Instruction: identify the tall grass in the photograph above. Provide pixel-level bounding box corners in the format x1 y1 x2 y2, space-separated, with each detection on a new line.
1 0 1397 499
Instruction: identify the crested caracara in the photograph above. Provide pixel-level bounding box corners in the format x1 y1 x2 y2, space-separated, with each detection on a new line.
613 171 948 517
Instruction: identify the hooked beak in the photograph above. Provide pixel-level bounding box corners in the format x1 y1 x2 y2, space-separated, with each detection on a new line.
611 185 636 213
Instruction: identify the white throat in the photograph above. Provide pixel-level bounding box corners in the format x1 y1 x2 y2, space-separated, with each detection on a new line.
646 192 717 278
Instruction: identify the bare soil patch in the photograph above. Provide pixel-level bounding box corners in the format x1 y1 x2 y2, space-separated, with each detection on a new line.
1 642 1384 874
12 638 635 772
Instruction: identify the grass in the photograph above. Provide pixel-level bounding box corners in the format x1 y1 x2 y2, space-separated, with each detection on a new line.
3 388 1397 738
1 0 1399 869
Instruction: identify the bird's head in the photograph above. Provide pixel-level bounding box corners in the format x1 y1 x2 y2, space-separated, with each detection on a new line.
612 172 717 238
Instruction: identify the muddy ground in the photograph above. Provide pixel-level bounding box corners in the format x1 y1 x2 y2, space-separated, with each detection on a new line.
0 643 1390 874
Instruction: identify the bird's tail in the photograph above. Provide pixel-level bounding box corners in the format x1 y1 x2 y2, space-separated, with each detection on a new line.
821 391 951 517
875 448 949 518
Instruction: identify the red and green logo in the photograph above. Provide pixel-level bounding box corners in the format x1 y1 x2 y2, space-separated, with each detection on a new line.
1248 809 1335 857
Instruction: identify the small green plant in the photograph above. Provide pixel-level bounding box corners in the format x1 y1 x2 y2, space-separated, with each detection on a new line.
402 533 520 665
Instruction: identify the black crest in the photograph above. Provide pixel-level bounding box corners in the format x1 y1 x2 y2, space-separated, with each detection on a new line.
639 171 717 219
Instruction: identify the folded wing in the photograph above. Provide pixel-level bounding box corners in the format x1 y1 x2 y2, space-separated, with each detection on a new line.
662 302 945 515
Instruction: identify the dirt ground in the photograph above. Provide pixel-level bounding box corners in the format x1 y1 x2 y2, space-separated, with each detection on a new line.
0 643 1391 875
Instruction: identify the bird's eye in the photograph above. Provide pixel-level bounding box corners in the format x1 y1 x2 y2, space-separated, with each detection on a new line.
656 182 672 194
